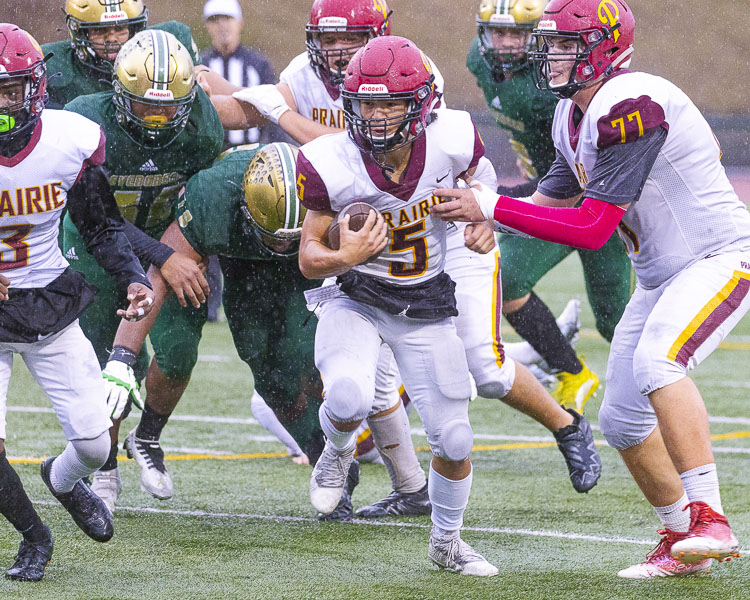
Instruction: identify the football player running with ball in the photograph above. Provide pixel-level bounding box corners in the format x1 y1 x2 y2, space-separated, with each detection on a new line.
62 29 224 512
298 35 500 576
101 143 326 468
222 0 602 523
433 0 750 578
468 0 631 410
0 24 153 582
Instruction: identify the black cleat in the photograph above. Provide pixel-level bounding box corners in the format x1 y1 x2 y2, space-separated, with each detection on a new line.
5 527 53 582
553 408 602 493
40 457 114 542
318 459 360 522
355 483 431 518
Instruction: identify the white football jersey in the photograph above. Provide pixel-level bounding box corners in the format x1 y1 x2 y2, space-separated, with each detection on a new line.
280 51 446 127
551 72 750 289
298 109 482 285
0 110 103 288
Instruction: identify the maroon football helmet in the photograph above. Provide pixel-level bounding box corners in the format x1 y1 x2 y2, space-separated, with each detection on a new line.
341 36 440 155
529 0 635 98
306 0 391 86
0 24 47 141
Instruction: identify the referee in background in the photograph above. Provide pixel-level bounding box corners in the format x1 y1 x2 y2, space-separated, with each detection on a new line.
200 0 286 321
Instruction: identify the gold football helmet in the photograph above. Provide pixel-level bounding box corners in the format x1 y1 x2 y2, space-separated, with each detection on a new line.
242 143 306 257
476 0 547 80
112 29 195 148
65 0 148 74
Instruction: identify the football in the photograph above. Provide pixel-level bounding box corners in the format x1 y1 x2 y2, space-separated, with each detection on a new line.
326 202 380 251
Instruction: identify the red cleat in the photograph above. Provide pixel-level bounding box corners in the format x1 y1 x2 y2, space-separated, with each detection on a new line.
618 529 711 578
671 502 740 564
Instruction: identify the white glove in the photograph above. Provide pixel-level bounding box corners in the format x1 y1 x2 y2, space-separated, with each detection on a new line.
102 360 142 420
232 84 290 125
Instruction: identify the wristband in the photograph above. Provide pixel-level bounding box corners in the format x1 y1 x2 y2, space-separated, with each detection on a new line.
109 345 138 367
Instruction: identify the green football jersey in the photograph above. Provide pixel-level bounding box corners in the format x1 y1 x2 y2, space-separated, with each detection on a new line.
466 36 558 180
178 145 281 262
64 86 223 239
43 21 202 108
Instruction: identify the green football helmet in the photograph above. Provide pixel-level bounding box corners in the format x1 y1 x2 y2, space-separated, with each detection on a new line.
112 29 195 149
242 143 306 257
476 0 547 81
65 0 148 75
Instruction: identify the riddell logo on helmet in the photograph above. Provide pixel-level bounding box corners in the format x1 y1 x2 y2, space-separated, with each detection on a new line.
358 84 388 93
489 14 515 25
144 89 175 100
319 17 348 27
101 11 129 21
537 20 557 30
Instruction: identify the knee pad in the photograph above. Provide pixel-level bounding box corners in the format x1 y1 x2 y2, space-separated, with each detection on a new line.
71 431 111 470
598 393 657 451
435 418 473 462
155 342 200 380
324 376 372 423
475 358 516 400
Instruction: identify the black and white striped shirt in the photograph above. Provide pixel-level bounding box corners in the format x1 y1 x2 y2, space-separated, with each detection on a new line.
201 45 276 147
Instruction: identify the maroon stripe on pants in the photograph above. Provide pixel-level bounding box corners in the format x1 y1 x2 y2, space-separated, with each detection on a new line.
674 277 750 367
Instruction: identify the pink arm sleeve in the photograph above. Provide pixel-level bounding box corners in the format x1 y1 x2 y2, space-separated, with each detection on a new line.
493 196 626 250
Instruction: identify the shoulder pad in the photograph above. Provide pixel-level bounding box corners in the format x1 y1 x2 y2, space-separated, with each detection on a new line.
597 95 666 149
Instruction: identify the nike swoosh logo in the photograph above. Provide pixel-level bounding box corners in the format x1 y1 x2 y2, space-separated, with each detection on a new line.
436 172 450 183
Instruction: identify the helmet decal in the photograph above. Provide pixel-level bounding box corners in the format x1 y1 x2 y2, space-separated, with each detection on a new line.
242 143 305 256
598 0 621 42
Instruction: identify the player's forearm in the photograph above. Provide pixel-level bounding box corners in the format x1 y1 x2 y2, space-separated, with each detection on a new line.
67 165 151 290
492 195 625 250
277 110 343 145
298 240 356 279
112 265 169 353
197 67 241 95
121 220 174 268
211 95 265 129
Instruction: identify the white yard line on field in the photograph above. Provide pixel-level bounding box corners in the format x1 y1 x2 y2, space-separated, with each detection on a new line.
9 405 750 436
29 500 749 554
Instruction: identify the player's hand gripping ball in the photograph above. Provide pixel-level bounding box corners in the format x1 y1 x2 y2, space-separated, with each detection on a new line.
326 202 384 263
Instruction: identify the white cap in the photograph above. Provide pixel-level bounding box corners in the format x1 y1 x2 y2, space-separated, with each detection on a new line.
203 0 242 20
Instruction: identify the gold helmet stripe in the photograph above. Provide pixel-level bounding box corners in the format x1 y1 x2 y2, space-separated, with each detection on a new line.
277 142 299 231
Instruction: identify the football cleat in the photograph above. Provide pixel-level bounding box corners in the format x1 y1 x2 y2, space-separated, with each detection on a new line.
124 428 173 500
91 467 122 515
40 457 113 542
551 356 599 413
309 441 355 515
671 502 741 564
527 363 557 388
318 459 360 522
553 408 602 493
5 526 53 582
557 298 581 348
355 483 431 518
428 527 498 577
618 529 712 578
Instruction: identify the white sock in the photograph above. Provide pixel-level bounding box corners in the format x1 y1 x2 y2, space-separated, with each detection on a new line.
653 492 690 532
680 463 724 515
429 463 472 534
250 391 304 456
50 433 109 493
319 403 356 452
